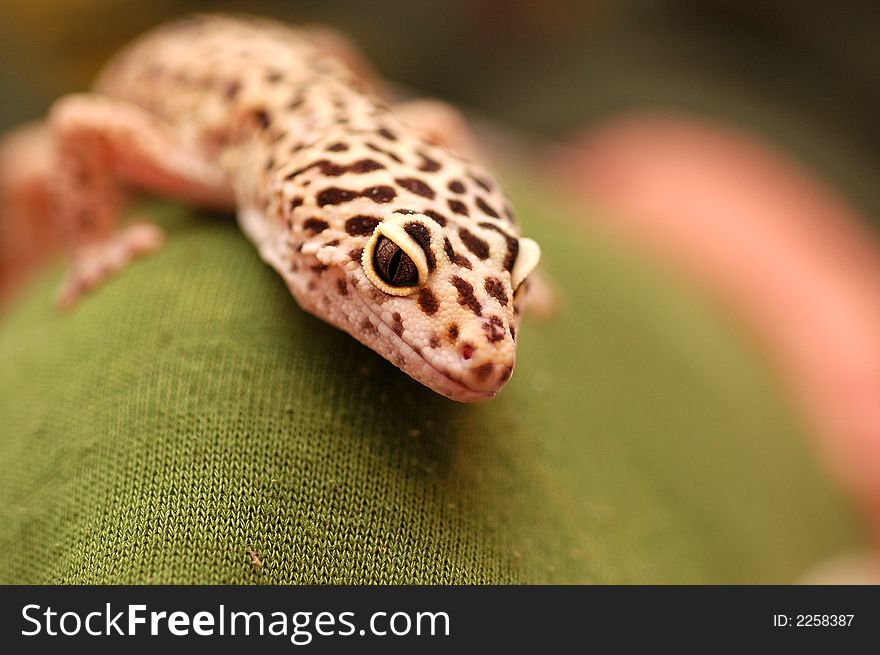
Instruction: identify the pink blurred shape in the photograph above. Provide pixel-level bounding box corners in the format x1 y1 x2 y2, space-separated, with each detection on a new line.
555 114 880 540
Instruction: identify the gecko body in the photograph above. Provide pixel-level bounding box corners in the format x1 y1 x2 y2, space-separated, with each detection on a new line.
33 15 542 401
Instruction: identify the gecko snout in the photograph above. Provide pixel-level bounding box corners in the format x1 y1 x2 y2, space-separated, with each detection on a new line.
450 326 516 393
456 349 516 393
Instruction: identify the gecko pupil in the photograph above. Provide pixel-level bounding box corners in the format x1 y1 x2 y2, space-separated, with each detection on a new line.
374 236 418 287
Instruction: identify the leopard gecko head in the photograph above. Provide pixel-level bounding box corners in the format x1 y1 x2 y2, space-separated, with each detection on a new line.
268 132 541 402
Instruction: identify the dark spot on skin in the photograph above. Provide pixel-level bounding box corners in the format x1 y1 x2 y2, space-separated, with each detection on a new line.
345 215 380 236
429 335 441 348
505 239 521 273
461 343 474 360
361 318 378 334
443 238 455 261
499 365 514 383
286 158 385 180
451 276 483 316
341 158 381 175
418 288 440 315
336 278 348 296
448 180 466 194
311 264 328 274
265 70 284 83
443 239 473 270
317 187 356 206
325 239 340 247
404 222 436 270
317 186 395 206
417 152 442 172
448 199 469 216
224 80 241 100
455 255 473 269
476 197 500 218
478 222 519 271
303 218 329 234
483 315 506 343
365 185 397 203
378 127 397 141
392 312 404 336
448 324 459 342
366 142 403 163
459 228 490 260
350 247 363 261
253 108 271 130
468 173 493 192
396 177 435 199
423 210 447 227
444 237 472 269
474 362 494 381
485 277 509 306
290 194 303 210
327 142 349 152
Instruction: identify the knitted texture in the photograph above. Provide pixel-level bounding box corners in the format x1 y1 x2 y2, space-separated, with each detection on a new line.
0 188 861 584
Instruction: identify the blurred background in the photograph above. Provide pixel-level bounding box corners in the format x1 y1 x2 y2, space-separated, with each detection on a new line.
2 0 880 577
0 1 877 195
0 1 878 185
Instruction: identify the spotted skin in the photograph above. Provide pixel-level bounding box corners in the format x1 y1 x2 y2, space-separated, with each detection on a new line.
36 14 542 402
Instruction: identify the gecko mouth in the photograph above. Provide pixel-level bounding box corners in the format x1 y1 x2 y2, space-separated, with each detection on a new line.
346 287 499 403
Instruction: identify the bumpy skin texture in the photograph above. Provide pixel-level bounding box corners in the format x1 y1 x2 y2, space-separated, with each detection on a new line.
51 15 542 401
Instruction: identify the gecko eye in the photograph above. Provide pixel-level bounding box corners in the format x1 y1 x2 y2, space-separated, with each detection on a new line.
362 221 429 296
373 236 419 287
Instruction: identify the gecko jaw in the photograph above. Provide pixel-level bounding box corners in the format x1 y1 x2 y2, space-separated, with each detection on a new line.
347 285 502 402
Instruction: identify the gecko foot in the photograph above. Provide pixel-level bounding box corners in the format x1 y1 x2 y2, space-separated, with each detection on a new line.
56 221 164 308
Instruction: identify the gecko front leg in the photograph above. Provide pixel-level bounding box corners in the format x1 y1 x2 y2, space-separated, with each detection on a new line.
49 94 235 307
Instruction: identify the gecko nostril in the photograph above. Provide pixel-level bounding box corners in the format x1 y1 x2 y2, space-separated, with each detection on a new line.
461 343 474 360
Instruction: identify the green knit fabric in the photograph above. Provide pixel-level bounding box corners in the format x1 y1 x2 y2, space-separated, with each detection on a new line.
0 187 862 584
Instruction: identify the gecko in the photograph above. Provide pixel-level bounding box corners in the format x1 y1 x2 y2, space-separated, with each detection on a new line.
7 14 542 402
